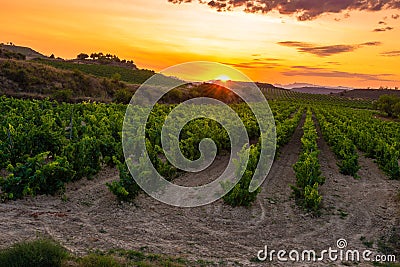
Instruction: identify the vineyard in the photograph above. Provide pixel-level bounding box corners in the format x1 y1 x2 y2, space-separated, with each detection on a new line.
0 95 398 202
0 93 400 265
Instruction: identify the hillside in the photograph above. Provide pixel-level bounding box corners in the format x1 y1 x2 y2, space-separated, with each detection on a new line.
0 44 46 59
0 59 133 102
0 58 255 104
36 59 156 85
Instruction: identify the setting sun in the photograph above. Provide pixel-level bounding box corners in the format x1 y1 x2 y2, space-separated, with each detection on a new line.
216 75 231 82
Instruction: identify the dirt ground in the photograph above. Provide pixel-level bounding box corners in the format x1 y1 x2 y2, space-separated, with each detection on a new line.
0 115 399 266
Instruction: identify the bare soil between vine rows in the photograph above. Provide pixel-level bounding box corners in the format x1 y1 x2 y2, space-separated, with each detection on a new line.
0 115 399 266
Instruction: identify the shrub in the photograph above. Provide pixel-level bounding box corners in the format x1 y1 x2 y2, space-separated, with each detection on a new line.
52 89 73 102
111 73 122 82
374 94 400 117
63 136 102 180
304 183 322 213
0 239 67 267
113 89 133 104
0 152 75 200
223 145 261 207
107 157 141 202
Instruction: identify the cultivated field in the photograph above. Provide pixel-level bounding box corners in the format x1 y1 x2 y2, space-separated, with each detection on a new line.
0 92 399 266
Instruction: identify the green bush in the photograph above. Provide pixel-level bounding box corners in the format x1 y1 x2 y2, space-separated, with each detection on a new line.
111 73 122 82
338 154 360 177
293 151 325 190
0 152 75 200
374 94 400 117
304 183 322 213
0 239 67 267
63 136 102 180
113 89 133 104
107 157 141 202
223 145 261 207
52 89 73 102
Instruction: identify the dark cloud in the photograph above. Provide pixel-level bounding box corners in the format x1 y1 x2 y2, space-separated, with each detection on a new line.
325 61 342 65
361 41 382 46
169 0 400 21
277 41 381 56
380 50 400 56
378 20 387 24
222 60 283 69
283 65 395 82
250 54 283 61
373 26 394 31
392 13 400 19
254 57 282 61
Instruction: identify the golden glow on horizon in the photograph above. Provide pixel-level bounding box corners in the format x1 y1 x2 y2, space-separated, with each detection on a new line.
161 62 249 82
216 75 231 82
0 0 399 87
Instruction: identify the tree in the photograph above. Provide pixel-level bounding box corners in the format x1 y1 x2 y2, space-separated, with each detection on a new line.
49 54 55 59
375 94 400 117
90 53 98 60
393 101 400 117
77 53 89 60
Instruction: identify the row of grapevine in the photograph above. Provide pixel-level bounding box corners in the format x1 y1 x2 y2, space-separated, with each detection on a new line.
314 108 360 177
276 107 304 150
318 107 399 179
291 109 325 213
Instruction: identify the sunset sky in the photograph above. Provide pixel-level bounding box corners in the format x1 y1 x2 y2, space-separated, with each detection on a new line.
1 0 399 88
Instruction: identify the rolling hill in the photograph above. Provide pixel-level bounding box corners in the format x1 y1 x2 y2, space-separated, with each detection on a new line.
0 44 46 59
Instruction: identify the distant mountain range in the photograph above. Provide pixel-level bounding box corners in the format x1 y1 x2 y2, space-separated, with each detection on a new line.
274 82 356 90
274 82 357 95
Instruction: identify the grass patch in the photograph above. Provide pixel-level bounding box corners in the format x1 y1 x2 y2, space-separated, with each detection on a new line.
75 254 122 267
338 209 349 219
360 236 374 248
0 238 67 267
0 239 222 267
